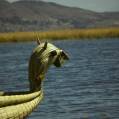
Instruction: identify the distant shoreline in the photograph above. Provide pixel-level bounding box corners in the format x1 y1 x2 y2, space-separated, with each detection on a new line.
0 27 119 43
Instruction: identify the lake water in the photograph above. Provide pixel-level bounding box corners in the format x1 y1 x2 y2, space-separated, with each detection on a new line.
0 38 119 119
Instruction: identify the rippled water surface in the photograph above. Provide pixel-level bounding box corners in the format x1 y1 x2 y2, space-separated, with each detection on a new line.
0 38 119 119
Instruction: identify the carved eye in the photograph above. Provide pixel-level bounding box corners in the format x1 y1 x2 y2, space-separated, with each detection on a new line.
50 50 57 57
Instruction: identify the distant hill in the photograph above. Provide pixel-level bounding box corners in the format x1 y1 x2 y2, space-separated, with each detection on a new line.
0 0 119 32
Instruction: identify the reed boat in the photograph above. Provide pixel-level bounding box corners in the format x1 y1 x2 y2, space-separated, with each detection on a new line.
0 39 69 119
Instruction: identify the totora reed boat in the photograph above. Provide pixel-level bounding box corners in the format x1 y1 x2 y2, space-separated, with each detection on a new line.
0 39 69 119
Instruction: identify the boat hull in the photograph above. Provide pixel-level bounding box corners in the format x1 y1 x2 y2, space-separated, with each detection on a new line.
0 90 43 119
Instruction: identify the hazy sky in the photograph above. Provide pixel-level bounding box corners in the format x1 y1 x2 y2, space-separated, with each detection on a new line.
7 0 119 12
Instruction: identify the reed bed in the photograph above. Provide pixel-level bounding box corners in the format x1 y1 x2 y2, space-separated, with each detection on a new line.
0 27 119 42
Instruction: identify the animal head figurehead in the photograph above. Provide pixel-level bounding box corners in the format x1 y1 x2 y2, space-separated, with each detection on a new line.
29 38 69 91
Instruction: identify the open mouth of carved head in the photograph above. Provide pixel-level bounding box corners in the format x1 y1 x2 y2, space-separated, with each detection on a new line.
52 50 69 67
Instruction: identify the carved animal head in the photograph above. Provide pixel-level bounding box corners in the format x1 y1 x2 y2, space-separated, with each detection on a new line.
29 39 69 91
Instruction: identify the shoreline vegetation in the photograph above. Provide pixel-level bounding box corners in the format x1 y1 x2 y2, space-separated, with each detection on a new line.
0 27 119 43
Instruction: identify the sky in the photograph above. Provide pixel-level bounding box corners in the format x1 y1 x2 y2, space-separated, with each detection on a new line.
7 0 119 12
